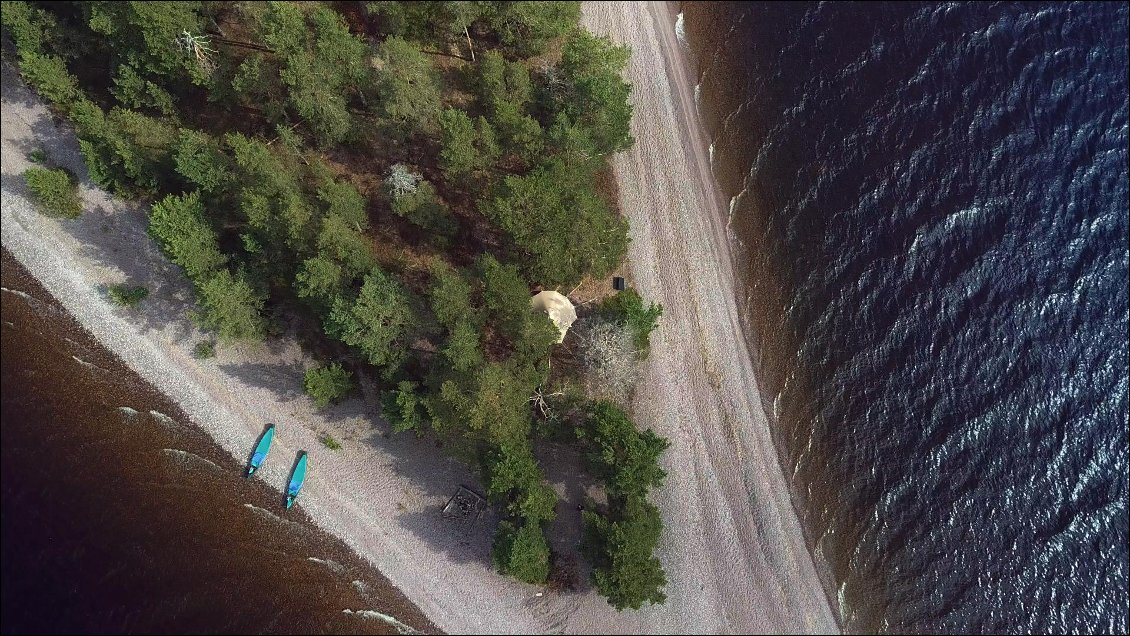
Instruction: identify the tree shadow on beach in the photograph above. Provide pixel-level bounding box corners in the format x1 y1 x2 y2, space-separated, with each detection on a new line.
2 58 206 345
352 419 503 571
535 440 601 595
3 53 607 608
218 361 308 404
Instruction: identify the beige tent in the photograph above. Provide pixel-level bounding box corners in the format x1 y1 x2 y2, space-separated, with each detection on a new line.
530 290 577 343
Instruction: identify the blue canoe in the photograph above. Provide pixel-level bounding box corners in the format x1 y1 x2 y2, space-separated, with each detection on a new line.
286 451 308 509
246 423 275 477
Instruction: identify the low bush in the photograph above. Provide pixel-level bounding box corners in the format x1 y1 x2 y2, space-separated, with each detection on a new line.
304 362 353 407
107 284 148 307
24 166 81 218
599 287 663 353
193 339 216 359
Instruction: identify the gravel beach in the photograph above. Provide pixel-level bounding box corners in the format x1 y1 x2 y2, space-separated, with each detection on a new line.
1 2 839 633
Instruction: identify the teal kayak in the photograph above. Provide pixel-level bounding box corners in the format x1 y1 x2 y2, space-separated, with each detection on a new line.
286 451 308 509
246 423 275 477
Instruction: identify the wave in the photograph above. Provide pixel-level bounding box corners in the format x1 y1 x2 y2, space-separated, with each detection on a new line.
148 410 180 429
684 1 1128 632
71 355 105 372
161 448 222 473
243 503 305 532
307 557 345 574
342 608 418 635
0 286 36 302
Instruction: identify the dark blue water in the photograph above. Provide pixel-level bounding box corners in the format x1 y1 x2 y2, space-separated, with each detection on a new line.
681 2 1129 633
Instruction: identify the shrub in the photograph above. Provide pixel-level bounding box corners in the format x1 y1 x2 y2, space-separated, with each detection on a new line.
28 149 47 163
492 519 551 585
382 380 425 434
193 339 216 359
390 179 457 238
192 269 267 343
24 167 81 218
575 317 639 401
600 287 663 353
108 284 149 307
18 52 81 107
304 363 353 407
582 497 668 610
321 433 342 450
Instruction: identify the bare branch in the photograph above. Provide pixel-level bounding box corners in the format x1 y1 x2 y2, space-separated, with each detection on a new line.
575 317 640 403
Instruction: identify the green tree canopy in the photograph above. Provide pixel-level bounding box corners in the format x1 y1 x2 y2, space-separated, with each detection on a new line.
482 159 628 287
318 180 369 231
223 133 319 261
434 360 536 446
279 6 370 145
485 1 579 58
148 191 226 281
174 129 232 194
14 52 81 108
223 4 371 145
0 1 58 56
581 401 670 501
325 266 416 371
477 254 530 342
439 108 500 182
71 105 179 196
366 1 487 46
476 50 531 114
557 30 634 155
429 262 480 332
85 1 208 87
583 497 667 610
193 269 268 342
294 255 345 308
492 519 550 584
111 64 176 116
317 211 377 279
375 36 443 135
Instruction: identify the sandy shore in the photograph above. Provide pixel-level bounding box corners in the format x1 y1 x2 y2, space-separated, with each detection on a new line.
2 2 838 634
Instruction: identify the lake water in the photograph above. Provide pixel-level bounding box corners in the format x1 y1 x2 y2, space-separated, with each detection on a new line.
680 2 1129 632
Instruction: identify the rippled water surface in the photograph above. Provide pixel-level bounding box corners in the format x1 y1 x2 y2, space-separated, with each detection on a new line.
681 2 1128 632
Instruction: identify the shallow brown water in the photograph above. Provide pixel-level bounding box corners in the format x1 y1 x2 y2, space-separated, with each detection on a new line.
1 249 438 635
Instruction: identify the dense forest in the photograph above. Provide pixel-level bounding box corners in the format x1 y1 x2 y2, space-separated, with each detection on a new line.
3 1 669 610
